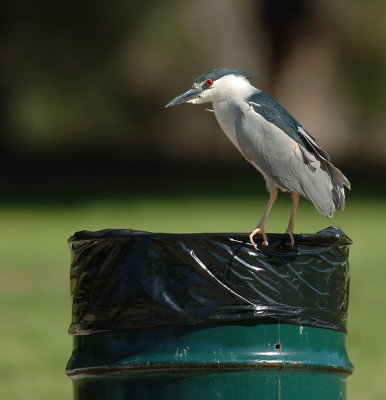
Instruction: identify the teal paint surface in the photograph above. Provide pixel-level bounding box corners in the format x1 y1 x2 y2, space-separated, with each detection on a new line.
67 323 352 399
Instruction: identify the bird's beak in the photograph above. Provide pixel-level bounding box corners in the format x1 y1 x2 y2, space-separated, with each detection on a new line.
165 87 202 108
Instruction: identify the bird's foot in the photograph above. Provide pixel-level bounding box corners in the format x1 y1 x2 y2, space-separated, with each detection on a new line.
249 227 268 250
286 231 295 247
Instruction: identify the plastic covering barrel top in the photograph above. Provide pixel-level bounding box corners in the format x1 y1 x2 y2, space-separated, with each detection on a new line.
68 226 351 335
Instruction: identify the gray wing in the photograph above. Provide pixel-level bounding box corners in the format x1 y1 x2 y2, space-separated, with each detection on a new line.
248 91 331 161
246 92 350 211
234 102 339 217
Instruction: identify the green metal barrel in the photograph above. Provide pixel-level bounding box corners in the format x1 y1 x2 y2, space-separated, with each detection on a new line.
66 228 353 399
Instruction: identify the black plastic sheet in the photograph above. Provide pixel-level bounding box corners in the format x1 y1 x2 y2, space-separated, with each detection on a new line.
68 226 351 335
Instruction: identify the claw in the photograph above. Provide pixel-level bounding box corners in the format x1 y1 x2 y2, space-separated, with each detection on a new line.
249 227 268 249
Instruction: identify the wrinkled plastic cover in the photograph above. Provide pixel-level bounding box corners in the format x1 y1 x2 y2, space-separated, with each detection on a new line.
68 226 351 335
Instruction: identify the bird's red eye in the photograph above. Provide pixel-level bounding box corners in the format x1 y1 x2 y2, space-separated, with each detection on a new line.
205 79 213 87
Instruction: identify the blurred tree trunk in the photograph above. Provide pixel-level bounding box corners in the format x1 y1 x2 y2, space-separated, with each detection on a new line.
258 0 349 158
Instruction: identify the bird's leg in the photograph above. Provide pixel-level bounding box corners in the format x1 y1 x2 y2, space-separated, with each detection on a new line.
249 189 279 249
286 192 301 246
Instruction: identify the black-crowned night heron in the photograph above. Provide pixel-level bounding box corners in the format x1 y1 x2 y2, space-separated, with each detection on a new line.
165 68 350 249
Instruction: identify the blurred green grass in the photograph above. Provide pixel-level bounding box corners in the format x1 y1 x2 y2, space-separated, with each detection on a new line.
0 195 385 399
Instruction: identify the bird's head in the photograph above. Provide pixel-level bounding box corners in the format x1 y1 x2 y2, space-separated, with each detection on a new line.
165 68 252 108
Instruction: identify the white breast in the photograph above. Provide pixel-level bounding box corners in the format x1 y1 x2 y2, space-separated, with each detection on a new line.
212 99 287 193
213 101 244 151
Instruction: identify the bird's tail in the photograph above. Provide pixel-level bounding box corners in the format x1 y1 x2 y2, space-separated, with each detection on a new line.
326 161 351 212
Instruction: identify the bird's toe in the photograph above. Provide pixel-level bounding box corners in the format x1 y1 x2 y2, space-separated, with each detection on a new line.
286 231 295 247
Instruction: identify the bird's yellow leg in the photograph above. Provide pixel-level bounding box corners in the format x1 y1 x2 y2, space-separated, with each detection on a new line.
286 192 301 246
249 189 279 249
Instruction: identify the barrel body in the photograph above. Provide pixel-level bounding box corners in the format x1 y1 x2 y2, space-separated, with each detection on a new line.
67 228 353 399
67 323 352 400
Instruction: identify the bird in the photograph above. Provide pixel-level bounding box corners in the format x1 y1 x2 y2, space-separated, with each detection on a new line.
165 68 350 249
